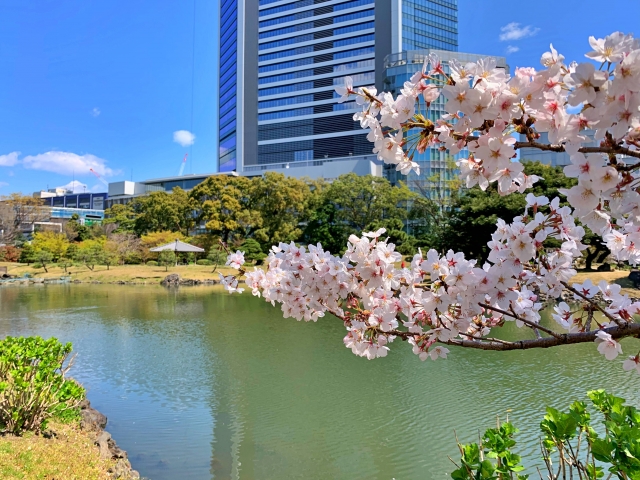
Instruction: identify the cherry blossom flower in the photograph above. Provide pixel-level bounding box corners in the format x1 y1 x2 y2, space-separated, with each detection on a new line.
595 331 623 360
226 251 245 269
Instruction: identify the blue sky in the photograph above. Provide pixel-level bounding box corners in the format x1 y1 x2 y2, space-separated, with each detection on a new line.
0 0 638 194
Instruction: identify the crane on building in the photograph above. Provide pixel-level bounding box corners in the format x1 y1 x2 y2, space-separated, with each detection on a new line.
178 153 188 176
89 168 109 188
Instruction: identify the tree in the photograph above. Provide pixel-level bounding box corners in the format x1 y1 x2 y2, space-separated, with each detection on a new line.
190 175 262 243
103 203 137 233
74 240 105 271
64 213 91 242
34 250 53 273
252 172 311 247
106 233 141 265
0 245 21 262
325 174 416 234
19 243 36 265
131 188 195 237
0 194 48 244
207 248 226 267
219 33 640 375
101 250 119 270
58 257 73 274
158 250 176 272
31 231 70 262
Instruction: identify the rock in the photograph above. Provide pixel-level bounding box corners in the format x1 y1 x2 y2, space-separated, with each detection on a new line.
95 430 112 459
629 270 640 289
109 458 140 479
80 399 107 432
161 273 181 287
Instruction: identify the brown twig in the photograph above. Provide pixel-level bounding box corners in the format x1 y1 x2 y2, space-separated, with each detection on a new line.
560 281 623 326
479 303 564 339
514 141 640 162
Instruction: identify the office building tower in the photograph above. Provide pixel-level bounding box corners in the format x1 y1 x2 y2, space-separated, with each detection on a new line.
217 0 458 177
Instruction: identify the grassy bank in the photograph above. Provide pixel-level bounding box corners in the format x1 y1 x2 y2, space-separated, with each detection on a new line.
0 262 237 284
0 421 115 480
0 261 638 295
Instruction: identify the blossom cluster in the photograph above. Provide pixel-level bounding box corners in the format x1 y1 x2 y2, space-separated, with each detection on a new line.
222 33 640 372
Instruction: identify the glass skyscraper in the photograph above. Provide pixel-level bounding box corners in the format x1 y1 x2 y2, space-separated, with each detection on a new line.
218 0 459 175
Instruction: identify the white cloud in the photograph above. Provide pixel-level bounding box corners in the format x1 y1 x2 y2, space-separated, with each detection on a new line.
0 151 20 167
0 182 8 188
57 180 89 194
91 107 101 117
173 130 195 147
22 151 116 177
499 22 540 42
506 45 520 54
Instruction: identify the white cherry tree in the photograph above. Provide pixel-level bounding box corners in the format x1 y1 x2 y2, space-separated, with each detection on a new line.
221 33 640 374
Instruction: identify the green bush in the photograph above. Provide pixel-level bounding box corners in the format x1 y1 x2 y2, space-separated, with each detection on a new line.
196 259 213 266
0 336 85 435
207 249 226 265
450 389 640 480
146 261 158 266
239 238 264 263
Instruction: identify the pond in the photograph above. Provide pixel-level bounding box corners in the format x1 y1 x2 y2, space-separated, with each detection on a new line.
0 284 638 479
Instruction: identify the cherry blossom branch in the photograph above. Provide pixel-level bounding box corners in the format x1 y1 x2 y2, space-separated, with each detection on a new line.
440 323 640 351
479 303 564 339
559 281 623 326
513 141 640 162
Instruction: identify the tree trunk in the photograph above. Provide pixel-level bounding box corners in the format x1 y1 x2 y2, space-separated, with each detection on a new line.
584 247 599 271
43 264 48 273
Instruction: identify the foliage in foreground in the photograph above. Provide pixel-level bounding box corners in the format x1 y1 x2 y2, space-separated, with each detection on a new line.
451 390 640 480
0 336 85 435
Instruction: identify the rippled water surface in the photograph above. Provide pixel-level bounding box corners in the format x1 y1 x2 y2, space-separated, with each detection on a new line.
1 284 639 479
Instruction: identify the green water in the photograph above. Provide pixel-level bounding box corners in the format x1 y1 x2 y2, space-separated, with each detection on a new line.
0 284 638 479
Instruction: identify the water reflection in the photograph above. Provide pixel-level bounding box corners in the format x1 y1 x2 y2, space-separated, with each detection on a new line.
0 285 638 479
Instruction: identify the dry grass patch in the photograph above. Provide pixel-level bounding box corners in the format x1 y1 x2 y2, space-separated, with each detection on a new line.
0 421 115 480
0 262 237 283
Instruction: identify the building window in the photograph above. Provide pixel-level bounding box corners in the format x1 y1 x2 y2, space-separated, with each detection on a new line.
294 150 314 161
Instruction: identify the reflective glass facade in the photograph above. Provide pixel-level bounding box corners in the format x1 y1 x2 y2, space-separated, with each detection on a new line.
218 1 460 174
255 0 377 166
219 0 238 172
402 0 458 51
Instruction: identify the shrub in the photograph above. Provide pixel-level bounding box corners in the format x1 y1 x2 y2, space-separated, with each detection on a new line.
196 259 213 266
207 249 226 265
449 390 640 480
19 244 36 264
0 246 21 262
146 261 158 266
239 238 264 263
0 336 85 435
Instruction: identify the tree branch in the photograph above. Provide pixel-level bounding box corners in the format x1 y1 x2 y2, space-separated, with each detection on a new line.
479 303 563 339
440 323 639 351
514 141 640 162
559 281 623 326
